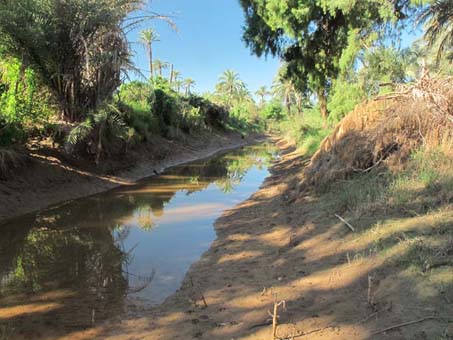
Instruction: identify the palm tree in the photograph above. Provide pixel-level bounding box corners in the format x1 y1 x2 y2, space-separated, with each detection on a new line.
184 78 196 96
255 86 269 105
172 70 181 81
216 70 243 107
171 70 181 90
174 79 183 94
418 0 453 61
272 78 299 114
169 64 174 83
139 29 159 79
237 85 253 104
153 59 168 77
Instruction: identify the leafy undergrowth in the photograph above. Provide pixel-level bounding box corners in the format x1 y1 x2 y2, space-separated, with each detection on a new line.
276 107 333 156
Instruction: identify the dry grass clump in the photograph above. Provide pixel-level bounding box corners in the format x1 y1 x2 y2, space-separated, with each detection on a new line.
301 75 453 191
0 148 27 178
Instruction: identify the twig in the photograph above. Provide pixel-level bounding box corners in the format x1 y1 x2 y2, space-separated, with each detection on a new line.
189 276 208 308
272 300 286 339
200 293 208 309
276 324 335 339
359 312 378 324
367 274 374 306
335 214 355 232
351 142 398 174
371 316 436 336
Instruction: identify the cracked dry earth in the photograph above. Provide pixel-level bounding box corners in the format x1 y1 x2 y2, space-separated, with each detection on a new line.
92 139 449 340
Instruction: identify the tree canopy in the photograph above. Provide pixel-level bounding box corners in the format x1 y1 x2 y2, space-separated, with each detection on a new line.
239 0 423 118
0 0 147 122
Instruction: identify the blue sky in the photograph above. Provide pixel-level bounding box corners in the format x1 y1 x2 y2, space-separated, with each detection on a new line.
129 0 279 93
127 1 422 95
128 0 281 95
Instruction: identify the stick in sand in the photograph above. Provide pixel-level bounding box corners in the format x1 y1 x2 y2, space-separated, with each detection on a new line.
335 214 355 232
371 316 436 336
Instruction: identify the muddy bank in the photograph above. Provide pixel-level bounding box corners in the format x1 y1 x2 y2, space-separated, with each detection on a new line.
95 138 450 340
0 131 261 224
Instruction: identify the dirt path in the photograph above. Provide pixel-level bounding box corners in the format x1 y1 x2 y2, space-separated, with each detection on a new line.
0 131 259 224
89 138 448 340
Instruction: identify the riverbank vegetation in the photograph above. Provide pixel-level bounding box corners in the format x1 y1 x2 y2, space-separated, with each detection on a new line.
0 0 267 172
240 0 452 152
237 1 453 337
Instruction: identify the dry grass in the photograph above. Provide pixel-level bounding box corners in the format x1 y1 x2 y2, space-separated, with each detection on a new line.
300 75 453 191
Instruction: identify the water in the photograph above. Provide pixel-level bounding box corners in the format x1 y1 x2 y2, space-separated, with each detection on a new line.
0 143 276 332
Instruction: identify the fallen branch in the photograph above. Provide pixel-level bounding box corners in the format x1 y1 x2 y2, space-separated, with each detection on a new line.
335 214 355 232
371 316 436 336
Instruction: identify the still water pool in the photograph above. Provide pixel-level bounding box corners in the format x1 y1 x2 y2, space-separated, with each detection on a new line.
0 143 276 333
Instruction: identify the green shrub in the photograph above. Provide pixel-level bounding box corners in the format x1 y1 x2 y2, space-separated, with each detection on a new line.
277 106 332 155
260 101 284 120
150 87 180 136
187 95 229 129
0 56 55 145
327 78 365 123
0 116 25 146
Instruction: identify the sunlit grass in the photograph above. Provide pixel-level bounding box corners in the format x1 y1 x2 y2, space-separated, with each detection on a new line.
275 107 332 156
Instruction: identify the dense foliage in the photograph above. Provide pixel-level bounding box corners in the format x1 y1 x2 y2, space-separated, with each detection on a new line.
239 0 424 118
0 0 142 122
0 0 452 167
0 0 265 164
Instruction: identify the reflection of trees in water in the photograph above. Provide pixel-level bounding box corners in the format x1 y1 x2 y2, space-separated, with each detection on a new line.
125 144 277 220
0 143 278 328
1 225 127 294
0 218 129 327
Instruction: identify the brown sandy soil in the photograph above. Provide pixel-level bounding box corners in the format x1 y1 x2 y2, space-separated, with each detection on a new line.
0 130 258 224
87 138 449 340
3 138 451 340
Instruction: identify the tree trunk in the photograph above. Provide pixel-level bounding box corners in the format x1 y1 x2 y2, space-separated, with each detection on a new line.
295 93 303 116
318 90 328 121
95 121 105 165
170 64 174 83
149 44 153 79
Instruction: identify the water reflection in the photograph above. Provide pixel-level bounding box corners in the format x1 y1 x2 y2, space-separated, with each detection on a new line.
0 143 276 337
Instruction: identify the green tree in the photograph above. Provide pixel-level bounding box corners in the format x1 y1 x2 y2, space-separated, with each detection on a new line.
272 78 295 114
0 0 144 121
255 86 269 106
172 70 181 81
153 59 169 77
171 69 181 88
418 0 453 61
237 86 253 105
239 0 420 120
216 70 244 107
174 79 183 94
139 28 160 79
359 46 408 96
184 78 196 96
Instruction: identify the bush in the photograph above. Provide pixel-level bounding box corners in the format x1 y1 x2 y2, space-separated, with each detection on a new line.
260 101 284 120
278 106 332 156
0 56 55 145
150 87 180 136
327 78 365 123
187 95 229 129
65 104 130 163
0 116 25 146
